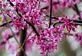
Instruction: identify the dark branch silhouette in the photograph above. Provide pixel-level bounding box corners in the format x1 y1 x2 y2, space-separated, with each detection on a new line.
73 4 81 20
49 0 52 28
0 21 12 27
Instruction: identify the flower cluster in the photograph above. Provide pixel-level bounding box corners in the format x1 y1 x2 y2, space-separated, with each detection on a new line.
0 0 82 56
58 16 77 32
3 0 46 30
35 26 63 55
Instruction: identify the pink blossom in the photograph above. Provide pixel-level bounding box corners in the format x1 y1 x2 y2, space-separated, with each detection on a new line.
0 0 81 56
25 39 33 52
6 38 19 54
80 12 82 19
0 27 19 49
35 26 63 55
1 29 12 41
75 32 82 47
58 16 77 32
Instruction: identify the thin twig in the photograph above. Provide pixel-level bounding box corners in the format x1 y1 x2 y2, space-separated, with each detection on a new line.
49 0 52 28
7 0 14 6
73 4 81 20
6 0 40 36
0 21 12 27
24 19 40 36
41 1 59 10
2 0 25 52
3 14 20 47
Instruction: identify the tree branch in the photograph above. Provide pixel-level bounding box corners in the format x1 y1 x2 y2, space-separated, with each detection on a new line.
41 1 59 10
7 0 14 6
49 0 52 28
73 4 81 20
46 15 82 26
53 21 82 27
24 19 40 36
6 1 40 36
0 21 12 27
19 28 27 56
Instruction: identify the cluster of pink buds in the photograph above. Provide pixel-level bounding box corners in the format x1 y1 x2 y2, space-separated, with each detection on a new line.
0 0 82 56
58 16 77 32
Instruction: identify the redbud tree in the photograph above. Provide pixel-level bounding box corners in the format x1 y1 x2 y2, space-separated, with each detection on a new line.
0 0 82 56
